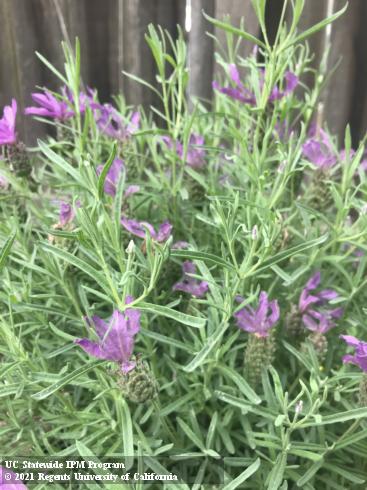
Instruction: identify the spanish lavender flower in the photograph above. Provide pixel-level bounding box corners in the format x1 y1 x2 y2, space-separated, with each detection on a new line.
212 64 298 106
299 272 343 334
92 103 140 140
0 466 28 488
302 127 337 170
25 90 74 121
163 134 206 169
0 99 17 145
340 335 367 372
173 261 208 298
269 71 298 101
212 64 256 104
121 218 172 242
124 185 140 198
75 297 140 374
234 291 280 337
96 158 125 196
341 335 367 405
62 86 96 114
59 200 81 226
59 202 74 226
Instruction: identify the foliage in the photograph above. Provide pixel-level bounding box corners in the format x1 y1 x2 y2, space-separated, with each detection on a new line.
1 1 366 488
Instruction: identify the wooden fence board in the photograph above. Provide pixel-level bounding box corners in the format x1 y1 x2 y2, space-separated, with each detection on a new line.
189 0 215 103
0 1 366 143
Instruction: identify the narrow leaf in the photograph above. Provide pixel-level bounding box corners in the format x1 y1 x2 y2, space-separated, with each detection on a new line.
97 142 117 198
0 231 16 272
222 458 261 490
203 12 266 49
138 301 206 328
32 361 104 400
171 249 235 270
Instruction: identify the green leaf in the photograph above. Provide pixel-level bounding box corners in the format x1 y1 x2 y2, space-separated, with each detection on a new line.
296 459 324 487
171 249 235 270
0 231 16 272
142 328 193 353
38 140 84 186
301 407 367 427
283 341 313 370
251 235 328 276
76 441 127 490
183 322 230 372
32 361 104 400
97 142 117 199
177 418 205 452
267 451 287 490
160 393 195 417
116 398 134 470
138 301 206 328
215 391 252 413
287 3 348 48
144 456 189 490
222 458 261 490
217 365 261 405
323 463 365 484
203 12 266 49
41 242 107 288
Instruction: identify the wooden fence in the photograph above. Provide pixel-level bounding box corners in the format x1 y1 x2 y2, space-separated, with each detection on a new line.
0 0 366 144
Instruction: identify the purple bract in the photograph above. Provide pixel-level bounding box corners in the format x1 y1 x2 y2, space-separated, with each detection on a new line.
97 158 125 197
0 99 17 146
302 126 337 170
121 218 172 242
234 291 280 337
75 297 141 374
25 90 74 121
163 134 206 169
173 261 208 298
213 64 298 106
92 103 140 140
340 335 367 372
299 272 343 333
0 466 28 488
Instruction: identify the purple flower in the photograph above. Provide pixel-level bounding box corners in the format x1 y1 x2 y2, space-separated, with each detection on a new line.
269 71 299 102
62 86 96 114
340 335 367 372
25 90 74 121
92 103 140 140
163 134 206 169
96 158 125 196
75 297 140 374
59 200 81 226
302 126 337 170
121 218 172 242
173 261 208 298
0 466 28 488
299 272 343 333
213 65 298 106
234 291 280 337
0 99 17 146
124 185 140 198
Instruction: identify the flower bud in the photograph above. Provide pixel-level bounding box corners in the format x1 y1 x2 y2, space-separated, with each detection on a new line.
119 360 157 404
126 240 135 254
302 332 328 361
244 331 276 386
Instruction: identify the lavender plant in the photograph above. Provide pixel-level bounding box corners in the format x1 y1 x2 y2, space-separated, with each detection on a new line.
1 1 367 488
